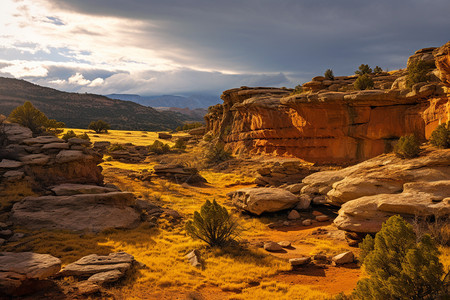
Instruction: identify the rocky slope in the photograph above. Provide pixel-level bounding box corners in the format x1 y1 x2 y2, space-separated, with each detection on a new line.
0 77 183 131
205 42 450 165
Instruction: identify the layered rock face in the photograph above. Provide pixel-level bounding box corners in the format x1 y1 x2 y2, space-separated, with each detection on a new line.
205 42 450 164
0 122 103 188
0 121 142 232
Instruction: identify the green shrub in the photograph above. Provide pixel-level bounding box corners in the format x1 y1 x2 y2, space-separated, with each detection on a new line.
88 119 110 133
354 215 446 300
355 64 372 75
185 199 240 247
172 139 187 150
292 84 303 95
406 59 434 88
394 134 420 158
77 132 90 141
324 69 334 80
429 122 450 149
148 140 171 154
108 143 126 152
62 130 77 141
373 66 383 74
354 74 374 90
8 101 65 134
205 143 231 164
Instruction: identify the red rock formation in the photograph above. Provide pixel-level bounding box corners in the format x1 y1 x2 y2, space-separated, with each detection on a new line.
206 42 450 165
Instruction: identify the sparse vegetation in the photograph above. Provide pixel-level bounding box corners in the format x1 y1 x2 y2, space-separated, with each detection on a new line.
292 84 303 94
429 122 450 149
88 119 110 133
373 66 383 75
185 199 240 247
205 142 232 164
324 69 335 80
394 134 420 158
108 143 126 152
354 74 374 90
172 139 187 150
176 122 203 132
61 130 91 141
354 215 447 300
8 101 65 134
406 59 435 88
355 64 372 75
148 140 171 154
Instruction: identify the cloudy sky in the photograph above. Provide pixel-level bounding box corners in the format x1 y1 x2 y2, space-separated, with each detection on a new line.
1 0 449 96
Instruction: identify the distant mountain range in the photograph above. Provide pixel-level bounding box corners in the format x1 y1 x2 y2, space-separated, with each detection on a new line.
0 77 188 131
107 94 220 109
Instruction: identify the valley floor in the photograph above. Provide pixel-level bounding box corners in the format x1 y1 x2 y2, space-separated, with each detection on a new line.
2 129 448 300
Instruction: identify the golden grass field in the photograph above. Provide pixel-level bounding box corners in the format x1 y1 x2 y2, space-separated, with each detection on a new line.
2 128 449 300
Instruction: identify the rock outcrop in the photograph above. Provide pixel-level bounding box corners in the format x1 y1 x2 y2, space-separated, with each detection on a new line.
228 187 299 215
0 252 61 296
0 121 143 233
205 42 450 165
152 164 207 184
298 148 450 234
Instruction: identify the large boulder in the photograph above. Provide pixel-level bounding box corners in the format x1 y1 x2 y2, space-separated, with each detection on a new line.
0 252 61 296
228 187 298 215
11 192 140 232
335 180 450 233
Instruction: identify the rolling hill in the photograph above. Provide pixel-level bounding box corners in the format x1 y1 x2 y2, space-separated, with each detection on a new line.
0 77 184 131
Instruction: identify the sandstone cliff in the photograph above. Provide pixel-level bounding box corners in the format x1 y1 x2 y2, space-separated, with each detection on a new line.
205 42 450 165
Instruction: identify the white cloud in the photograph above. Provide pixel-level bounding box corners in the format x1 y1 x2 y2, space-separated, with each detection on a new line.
1 61 48 77
68 72 90 85
88 77 104 87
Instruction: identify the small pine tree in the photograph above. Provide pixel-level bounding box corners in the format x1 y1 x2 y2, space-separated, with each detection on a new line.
185 199 240 247
292 84 303 94
324 69 335 80
354 215 446 300
88 120 110 133
406 59 434 88
394 134 420 158
354 74 374 90
355 64 372 75
373 66 383 74
429 122 450 149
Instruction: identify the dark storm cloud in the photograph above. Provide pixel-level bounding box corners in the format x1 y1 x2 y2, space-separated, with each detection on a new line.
46 0 450 77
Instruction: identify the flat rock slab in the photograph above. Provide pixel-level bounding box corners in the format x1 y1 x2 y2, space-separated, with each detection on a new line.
0 252 61 280
2 123 32 143
19 154 50 165
0 159 23 168
23 136 64 145
11 192 140 232
59 252 134 277
41 142 69 150
55 150 86 163
51 183 118 196
87 270 124 284
332 251 354 265
228 187 298 215
289 257 311 266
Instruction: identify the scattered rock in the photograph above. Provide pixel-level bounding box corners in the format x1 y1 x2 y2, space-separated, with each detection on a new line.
316 215 330 222
295 194 311 210
289 257 311 266
153 164 207 184
185 250 202 268
332 251 354 265
228 187 299 215
75 281 101 295
302 219 312 226
8 232 25 242
287 210 300 220
158 132 172 139
0 252 61 296
87 269 124 284
278 241 291 248
264 241 283 252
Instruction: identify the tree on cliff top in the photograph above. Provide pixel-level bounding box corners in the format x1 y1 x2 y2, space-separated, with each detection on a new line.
354 215 447 300
9 101 65 134
355 64 372 75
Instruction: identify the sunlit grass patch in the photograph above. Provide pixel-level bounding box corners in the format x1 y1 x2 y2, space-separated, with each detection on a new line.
0 180 35 212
